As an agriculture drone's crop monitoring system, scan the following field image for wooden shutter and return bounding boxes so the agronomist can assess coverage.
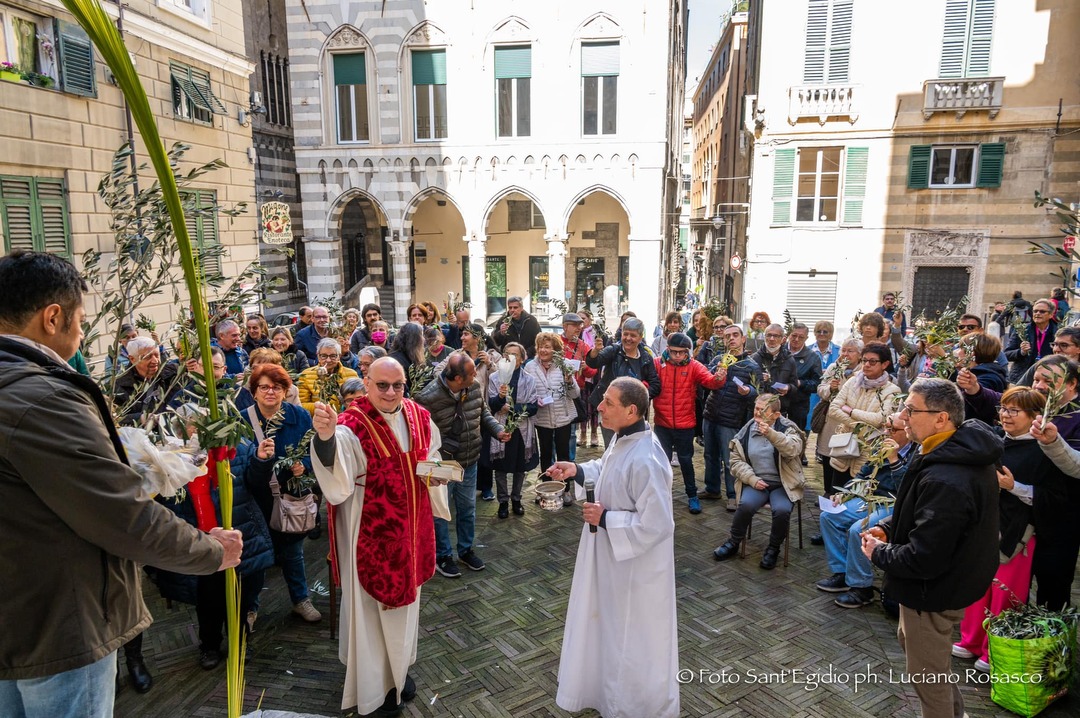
[0,176,35,253]
[412,50,447,85]
[967,0,995,76]
[333,53,366,85]
[827,0,853,83]
[35,178,71,257]
[803,0,828,84]
[581,42,620,77]
[772,149,795,226]
[189,67,227,115]
[57,20,96,97]
[494,46,531,79]
[975,142,1005,188]
[186,190,221,277]
[841,146,868,225]
[908,145,931,189]
[939,0,970,78]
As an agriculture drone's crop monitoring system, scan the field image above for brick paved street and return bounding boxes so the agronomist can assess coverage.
[117,443,1080,718]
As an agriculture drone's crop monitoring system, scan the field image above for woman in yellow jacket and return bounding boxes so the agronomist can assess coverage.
[297,337,360,415]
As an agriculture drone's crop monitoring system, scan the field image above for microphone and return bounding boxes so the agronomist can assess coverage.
[584,479,597,533]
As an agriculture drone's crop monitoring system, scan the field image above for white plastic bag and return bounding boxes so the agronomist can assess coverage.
[118,427,204,500]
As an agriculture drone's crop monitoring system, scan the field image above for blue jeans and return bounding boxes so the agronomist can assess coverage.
[703,420,739,498]
[273,533,309,604]
[653,425,697,497]
[821,498,893,588]
[0,650,116,718]
[435,461,477,558]
[568,422,578,461]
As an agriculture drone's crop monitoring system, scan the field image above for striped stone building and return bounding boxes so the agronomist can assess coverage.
[285,0,687,329]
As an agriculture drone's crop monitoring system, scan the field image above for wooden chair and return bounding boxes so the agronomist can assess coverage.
[739,499,803,567]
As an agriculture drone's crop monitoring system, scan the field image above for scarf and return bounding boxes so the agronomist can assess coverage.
[851,371,890,392]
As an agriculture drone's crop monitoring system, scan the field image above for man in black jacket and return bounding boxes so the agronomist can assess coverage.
[785,322,822,461]
[492,296,541,359]
[752,324,798,416]
[1004,297,1056,383]
[862,378,1000,718]
[701,325,762,510]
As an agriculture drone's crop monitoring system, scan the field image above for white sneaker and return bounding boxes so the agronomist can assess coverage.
[951,644,975,659]
[974,658,991,673]
[670,453,679,466]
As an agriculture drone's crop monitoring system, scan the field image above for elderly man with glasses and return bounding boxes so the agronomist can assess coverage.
[1005,298,1058,383]
[1013,326,1080,387]
[295,306,333,365]
[311,357,451,717]
[751,323,799,416]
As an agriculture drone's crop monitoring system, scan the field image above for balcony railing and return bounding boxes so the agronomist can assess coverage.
[788,84,859,125]
[922,77,1004,120]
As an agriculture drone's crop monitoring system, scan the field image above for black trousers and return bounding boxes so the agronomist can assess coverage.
[196,569,264,651]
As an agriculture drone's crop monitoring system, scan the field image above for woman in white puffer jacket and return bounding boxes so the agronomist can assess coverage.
[524,333,581,499]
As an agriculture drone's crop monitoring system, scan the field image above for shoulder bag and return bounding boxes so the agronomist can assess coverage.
[247,406,317,534]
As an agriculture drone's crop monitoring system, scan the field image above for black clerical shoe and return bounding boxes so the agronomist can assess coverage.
[127,656,153,693]
[759,545,781,570]
[373,690,404,717]
[401,674,417,702]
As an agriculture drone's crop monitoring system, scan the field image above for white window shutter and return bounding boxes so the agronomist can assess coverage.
[803,0,828,84]
[827,0,853,83]
[967,0,995,76]
[939,0,970,79]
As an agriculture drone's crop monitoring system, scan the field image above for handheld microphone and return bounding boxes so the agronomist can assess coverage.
[584,479,597,533]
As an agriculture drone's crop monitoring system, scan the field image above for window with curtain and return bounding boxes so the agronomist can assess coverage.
[333,52,368,142]
[581,42,618,136]
[495,45,531,138]
[412,49,447,140]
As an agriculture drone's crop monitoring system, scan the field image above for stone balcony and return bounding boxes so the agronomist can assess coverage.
[922,76,1004,119]
[787,84,859,125]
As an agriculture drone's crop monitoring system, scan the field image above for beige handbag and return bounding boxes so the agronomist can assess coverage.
[248,406,317,534]
[827,432,860,458]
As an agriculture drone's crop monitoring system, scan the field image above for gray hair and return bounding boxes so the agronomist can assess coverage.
[340,378,365,398]
[126,336,157,356]
[215,319,238,336]
[791,322,809,334]
[621,318,645,336]
[359,346,387,361]
[316,337,341,355]
[909,378,964,427]
[756,393,782,413]
[609,376,649,417]
[841,337,864,351]
[507,296,524,306]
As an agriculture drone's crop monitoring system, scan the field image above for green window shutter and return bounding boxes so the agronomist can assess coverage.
[772,148,795,225]
[333,53,366,85]
[841,146,868,225]
[908,145,931,189]
[189,67,227,115]
[827,0,853,84]
[186,190,221,277]
[976,142,1005,188]
[581,42,620,77]
[0,176,36,254]
[412,50,447,85]
[35,178,72,258]
[939,0,970,78]
[494,46,531,79]
[803,0,827,84]
[967,0,995,76]
[57,20,96,97]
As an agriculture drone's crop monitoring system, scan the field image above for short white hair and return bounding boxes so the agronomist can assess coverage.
[216,319,239,336]
[317,337,341,355]
[126,336,157,356]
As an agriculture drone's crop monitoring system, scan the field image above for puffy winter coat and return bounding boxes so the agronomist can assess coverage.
[296,363,360,414]
[523,358,581,429]
[703,352,762,429]
[652,357,724,430]
[415,374,503,466]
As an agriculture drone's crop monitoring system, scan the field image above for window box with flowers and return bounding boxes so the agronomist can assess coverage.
[0,61,25,82]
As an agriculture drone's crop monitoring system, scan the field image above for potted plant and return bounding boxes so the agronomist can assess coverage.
[23,70,54,88]
[0,61,24,82]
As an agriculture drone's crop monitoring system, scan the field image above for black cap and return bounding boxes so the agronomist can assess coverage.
[667,332,692,350]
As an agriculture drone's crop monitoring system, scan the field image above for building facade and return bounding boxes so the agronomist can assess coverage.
[285,0,686,329]
[0,0,258,346]
[689,5,749,316]
[738,0,1080,330]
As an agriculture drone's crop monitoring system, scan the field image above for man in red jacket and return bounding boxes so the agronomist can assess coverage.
[652,333,726,514]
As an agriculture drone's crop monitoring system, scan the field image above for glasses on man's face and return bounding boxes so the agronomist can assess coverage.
[789,334,808,341]
[374,381,406,393]
[1052,342,1076,350]
[765,333,783,340]
[212,364,226,373]
[959,324,979,331]
[1033,309,1051,315]
[815,329,830,335]
[900,403,939,416]
[996,406,1023,418]
[256,384,283,394]
[318,353,339,361]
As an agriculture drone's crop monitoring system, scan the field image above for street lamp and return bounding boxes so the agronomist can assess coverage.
[711,214,724,230]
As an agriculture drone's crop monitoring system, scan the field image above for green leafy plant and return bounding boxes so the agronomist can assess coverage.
[500,387,530,436]
[783,309,796,335]
[407,362,434,396]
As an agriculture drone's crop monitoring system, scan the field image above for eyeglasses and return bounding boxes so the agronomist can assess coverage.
[900,403,940,416]
[764,333,783,339]
[212,364,226,372]
[318,353,339,360]
[861,358,883,365]
[1052,342,1076,350]
[1032,309,1051,315]
[814,329,831,335]
[996,406,1023,417]
[256,384,284,394]
[669,348,689,355]
[958,324,979,331]
[374,381,406,393]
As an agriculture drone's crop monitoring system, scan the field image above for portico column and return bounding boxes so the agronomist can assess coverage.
[545,233,567,311]
[389,238,412,327]
[628,236,662,332]
[467,234,488,321]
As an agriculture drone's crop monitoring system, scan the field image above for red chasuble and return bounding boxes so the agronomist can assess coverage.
[328,396,435,608]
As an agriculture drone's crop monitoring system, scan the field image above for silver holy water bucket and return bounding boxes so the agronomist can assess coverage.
[534,480,566,511]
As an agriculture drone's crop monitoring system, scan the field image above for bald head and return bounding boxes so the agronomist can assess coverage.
[443,350,477,392]
[364,357,407,412]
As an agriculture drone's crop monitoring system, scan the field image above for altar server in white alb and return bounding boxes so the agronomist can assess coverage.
[310,357,449,717]
[547,376,680,718]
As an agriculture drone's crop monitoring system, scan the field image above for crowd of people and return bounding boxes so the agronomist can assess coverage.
[4,245,1079,718]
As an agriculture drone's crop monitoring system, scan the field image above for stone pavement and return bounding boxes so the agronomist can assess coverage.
[117,443,1080,718]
